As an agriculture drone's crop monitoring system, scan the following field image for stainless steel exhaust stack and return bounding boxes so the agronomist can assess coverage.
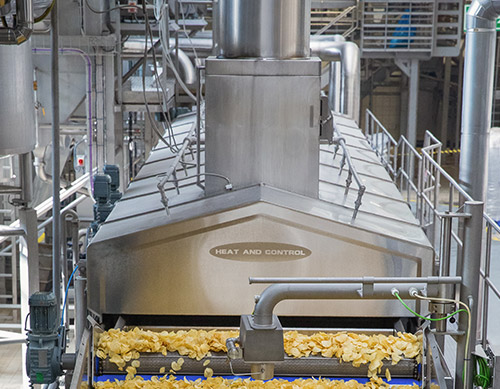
[206,0,321,197]
[459,0,500,201]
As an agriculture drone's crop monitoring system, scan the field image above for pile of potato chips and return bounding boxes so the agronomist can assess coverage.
[96,328,238,370]
[96,328,422,381]
[284,331,422,378]
[93,376,423,389]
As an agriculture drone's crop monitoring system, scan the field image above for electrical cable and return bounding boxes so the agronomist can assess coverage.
[393,292,467,322]
[473,355,491,388]
[394,291,472,389]
[34,0,55,23]
[141,1,179,153]
[60,265,79,327]
[178,1,199,62]
[145,6,180,150]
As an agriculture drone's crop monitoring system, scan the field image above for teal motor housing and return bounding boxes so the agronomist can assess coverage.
[26,292,64,385]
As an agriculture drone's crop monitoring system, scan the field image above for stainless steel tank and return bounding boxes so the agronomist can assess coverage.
[215,0,311,59]
[0,42,36,155]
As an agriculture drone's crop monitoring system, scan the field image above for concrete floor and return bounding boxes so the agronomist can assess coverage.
[0,343,24,389]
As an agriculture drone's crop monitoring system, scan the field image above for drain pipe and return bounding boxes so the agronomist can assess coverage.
[459,0,500,201]
[310,35,360,123]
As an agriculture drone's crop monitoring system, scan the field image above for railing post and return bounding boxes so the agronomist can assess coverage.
[455,201,484,389]
[481,225,492,348]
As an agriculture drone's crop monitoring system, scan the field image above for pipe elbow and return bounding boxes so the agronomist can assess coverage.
[467,0,500,27]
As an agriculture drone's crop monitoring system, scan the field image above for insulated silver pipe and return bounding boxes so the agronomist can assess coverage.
[459,0,500,201]
[310,36,360,123]
[253,283,428,326]
[456,201,484,388]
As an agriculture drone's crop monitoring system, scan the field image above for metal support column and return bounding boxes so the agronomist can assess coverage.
[440,57,452,147]
[455,201,484,388]
[96,49,105,170]
[51,0,61,316]
[407,59,419,147]
[395,58,419,147]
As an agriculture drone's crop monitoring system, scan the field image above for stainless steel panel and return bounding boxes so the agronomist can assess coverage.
[215,0,311,59]
[0,43,36,155]
[205,58,321,198]
[88,186,434,318]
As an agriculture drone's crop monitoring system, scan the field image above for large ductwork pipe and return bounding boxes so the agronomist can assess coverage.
[459,0,500,201]
[310,35,360,123]
[0,0,33,44]
[214,0,311,59]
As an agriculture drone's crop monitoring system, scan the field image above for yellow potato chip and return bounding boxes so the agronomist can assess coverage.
[159,367,165,374]
[203,359,210,366]
[131,360,140,368]
[203,367,213,378]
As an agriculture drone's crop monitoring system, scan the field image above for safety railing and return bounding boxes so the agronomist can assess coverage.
[332,116,366,220]
[364,108,500,349]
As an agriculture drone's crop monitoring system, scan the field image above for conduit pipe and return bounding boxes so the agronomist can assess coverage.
[0,0,33,44]
[33,47,95,192]
[459,0,500,201]
[310,35,360,123]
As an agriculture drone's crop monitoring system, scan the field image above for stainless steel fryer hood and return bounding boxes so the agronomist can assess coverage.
[87,113,434,320]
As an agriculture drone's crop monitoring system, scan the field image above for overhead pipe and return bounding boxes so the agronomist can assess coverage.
[459,0,500,201]
[125,34,361,123]
[122,39,198,86]
[310,35,360,123]
[0,0,33,44]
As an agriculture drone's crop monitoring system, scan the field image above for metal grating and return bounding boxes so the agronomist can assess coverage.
[361,1,435,53]
[432,0,463,57]
[361,0,463,57]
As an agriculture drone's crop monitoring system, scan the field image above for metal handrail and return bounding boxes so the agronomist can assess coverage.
[332,115,366,219]
[364,108,500,348]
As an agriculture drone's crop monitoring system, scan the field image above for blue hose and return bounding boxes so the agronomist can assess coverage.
[61,265,79,326]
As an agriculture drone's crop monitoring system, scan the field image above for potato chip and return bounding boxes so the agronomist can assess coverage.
[385,367,391,381]
[131,360,140,368]
[203,359,210,367]
[159,367,165,374]
[203,367,213,378]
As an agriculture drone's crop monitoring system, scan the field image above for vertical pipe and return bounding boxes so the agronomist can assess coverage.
[481,226,492,347]
[459,2,497,201]
[51,1,61,317]
[74,275,86,351]
[407,59,419,147]
[436,215,452,333]
[440,57,452,147]
[455,201,484,388]
[196,66,202,189]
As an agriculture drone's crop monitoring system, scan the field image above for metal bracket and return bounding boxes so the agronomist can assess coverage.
[70,328,90,389]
